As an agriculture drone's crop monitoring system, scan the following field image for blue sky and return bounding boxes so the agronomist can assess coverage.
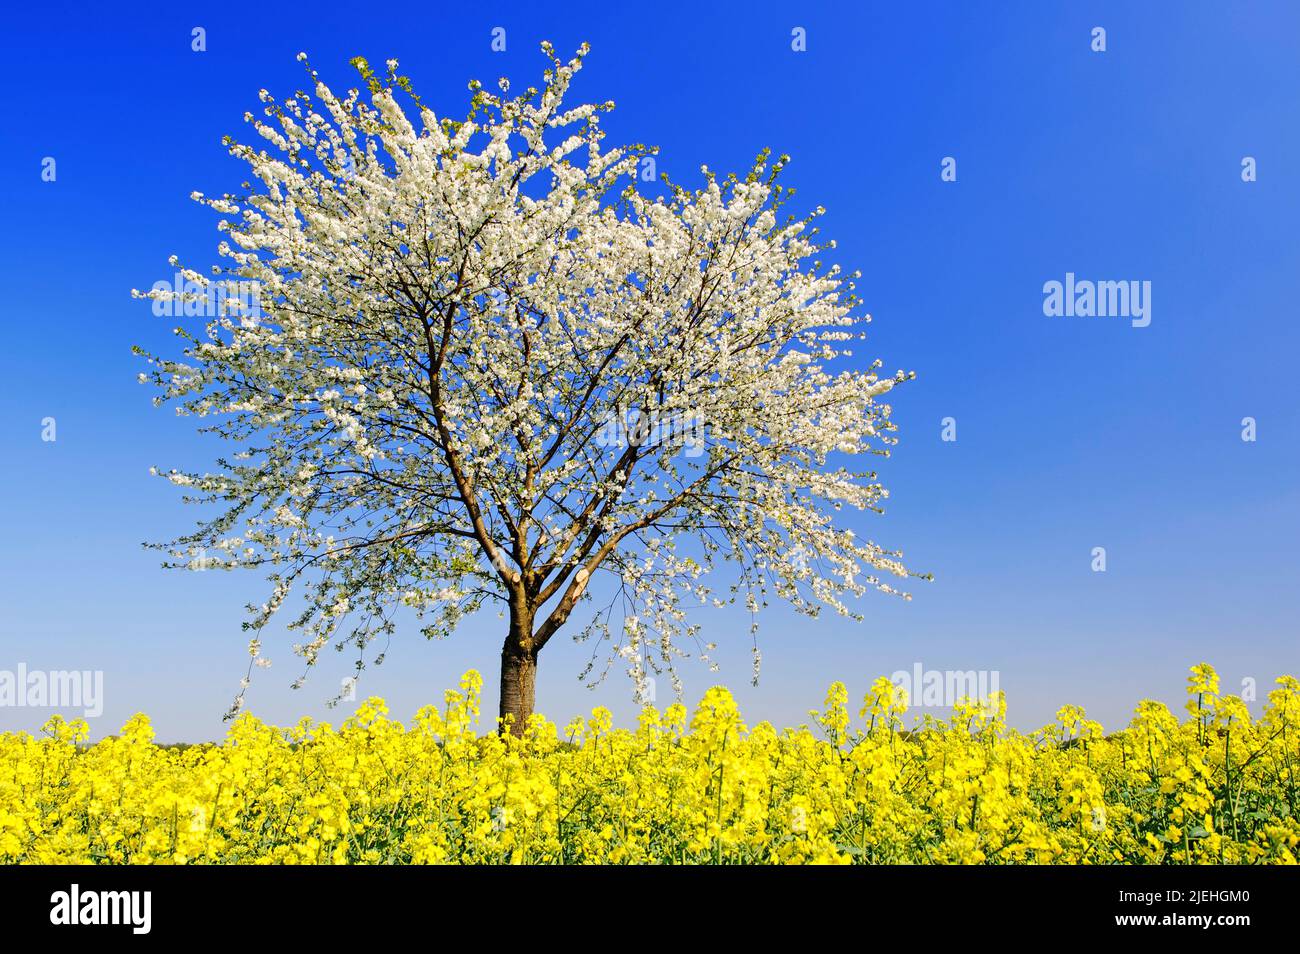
[1,1,1297,741]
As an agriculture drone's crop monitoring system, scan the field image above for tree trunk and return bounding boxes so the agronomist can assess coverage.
[498,644,538,737]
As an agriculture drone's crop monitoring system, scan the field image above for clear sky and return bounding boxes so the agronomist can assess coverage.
[1,1,1297,741]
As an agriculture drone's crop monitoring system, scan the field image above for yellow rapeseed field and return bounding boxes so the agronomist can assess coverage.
[1,663,1297,864]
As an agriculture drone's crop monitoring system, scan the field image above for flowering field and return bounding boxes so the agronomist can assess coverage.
[1,664,1297,865]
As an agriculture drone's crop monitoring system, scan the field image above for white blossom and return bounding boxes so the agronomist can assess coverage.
[135,45,923,714]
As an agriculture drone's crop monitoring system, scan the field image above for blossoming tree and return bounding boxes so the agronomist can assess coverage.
[136,45,922,734]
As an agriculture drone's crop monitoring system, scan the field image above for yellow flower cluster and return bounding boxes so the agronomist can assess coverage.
[2,664,1297,864]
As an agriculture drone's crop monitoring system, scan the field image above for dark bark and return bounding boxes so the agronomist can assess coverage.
[497,567,592,735]
[498,644,538,737]
[498,601,537,737]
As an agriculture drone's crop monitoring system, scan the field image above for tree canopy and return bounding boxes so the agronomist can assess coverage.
[134,44,922,731]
